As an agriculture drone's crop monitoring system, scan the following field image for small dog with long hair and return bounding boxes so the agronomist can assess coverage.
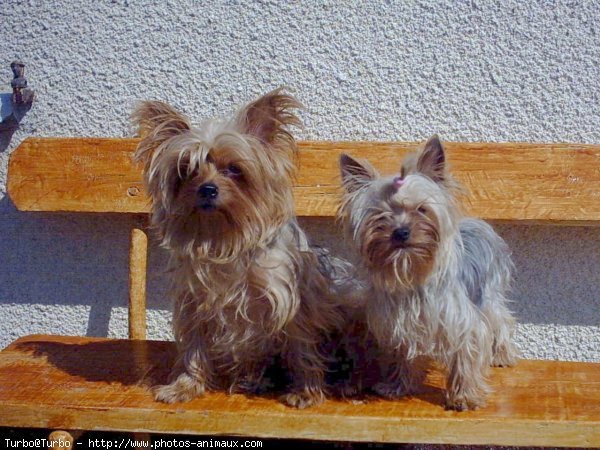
[132,89,344,408]
[338,136,518,410]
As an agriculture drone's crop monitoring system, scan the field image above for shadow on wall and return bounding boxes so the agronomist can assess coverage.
[496,223,600,327]
[0,195,169,340]
[0,93,32,153]
[0,198,598,345]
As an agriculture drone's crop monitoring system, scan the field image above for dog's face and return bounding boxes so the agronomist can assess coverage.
[339,136,460,289]
[132,90,302,260]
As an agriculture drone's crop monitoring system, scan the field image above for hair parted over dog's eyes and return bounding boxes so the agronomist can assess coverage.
[176,157,195,181]
[176,159,199,180]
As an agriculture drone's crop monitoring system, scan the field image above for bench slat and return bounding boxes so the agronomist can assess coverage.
[8,138,600,224]
[0,335,598,447]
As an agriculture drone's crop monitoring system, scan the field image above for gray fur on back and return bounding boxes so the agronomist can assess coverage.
[458,218,513,308]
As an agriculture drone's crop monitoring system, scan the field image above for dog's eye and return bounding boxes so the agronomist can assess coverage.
[417,206,427,214]
[228,164,242,175]
[221,164,242,178]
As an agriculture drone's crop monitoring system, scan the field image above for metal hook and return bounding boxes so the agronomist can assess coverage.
[0,61,34,145]
[11,60,34,106]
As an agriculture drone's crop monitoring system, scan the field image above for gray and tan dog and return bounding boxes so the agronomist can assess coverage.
[338,136,518,410]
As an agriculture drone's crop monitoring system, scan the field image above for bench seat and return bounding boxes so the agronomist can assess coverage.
[0,334,598,447]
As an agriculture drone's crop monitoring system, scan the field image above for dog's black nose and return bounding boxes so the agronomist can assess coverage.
[198,183,219,199]
[391,226,411,243]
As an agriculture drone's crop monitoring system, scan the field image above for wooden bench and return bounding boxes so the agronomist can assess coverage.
[2,137,600,448]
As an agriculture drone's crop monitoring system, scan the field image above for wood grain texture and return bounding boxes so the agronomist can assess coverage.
[8,138,600,224]
[128,226,147,340]
[1,335,598,447]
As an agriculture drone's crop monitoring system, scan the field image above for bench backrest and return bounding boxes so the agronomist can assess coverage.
[9,137,600,224]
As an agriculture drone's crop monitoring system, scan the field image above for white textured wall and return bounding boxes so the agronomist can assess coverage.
[0,0,598,361]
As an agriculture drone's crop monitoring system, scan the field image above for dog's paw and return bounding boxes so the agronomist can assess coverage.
[152,373,205,404]
[444,393,486,411]
[281,390,325,409]
[491,346,518,367]
[333,380,362,399]
[372,381,410,399]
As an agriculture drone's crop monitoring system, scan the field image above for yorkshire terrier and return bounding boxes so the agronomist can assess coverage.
[338,135,518,410]
[131,89,344,408]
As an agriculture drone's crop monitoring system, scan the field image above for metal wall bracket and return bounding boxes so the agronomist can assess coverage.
[1,61,35,151]
[10,61,35,106]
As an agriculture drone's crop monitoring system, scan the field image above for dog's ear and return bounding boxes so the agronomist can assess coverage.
[416,134,447,183]
[340,153,378,192]
[236,88,302,147]
[131,100,191,168]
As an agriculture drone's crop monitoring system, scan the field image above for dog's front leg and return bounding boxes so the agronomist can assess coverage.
[280,339,326,409]
[153,294,211,404]
[153,338,210,403]
[373,346,424,399]
[445,344,491,411]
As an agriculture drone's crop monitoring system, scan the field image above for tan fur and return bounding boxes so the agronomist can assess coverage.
[339,136,518,411]
[132,89,343,408]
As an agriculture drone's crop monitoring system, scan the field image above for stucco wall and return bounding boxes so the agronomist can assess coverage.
[0,0,598,360]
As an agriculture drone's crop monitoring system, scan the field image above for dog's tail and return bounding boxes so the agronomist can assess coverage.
[312,246,366,309]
